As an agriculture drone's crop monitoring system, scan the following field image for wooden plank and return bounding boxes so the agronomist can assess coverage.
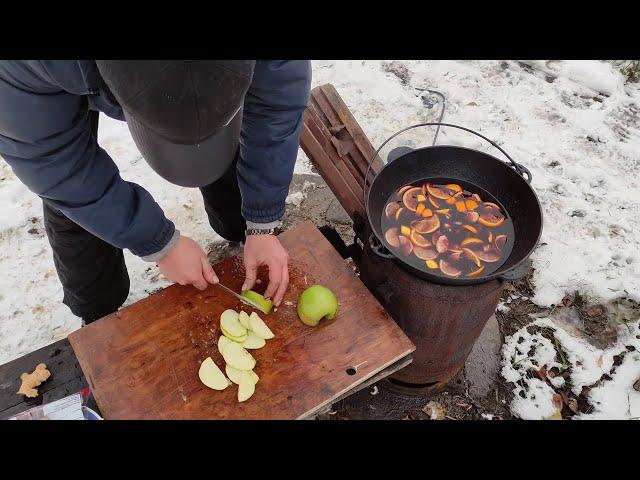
[303,354,413,418]
[319,84,385,175]
[307,101,365,190]
[300,122,363,218]
[69,222,415,419]
[302,111,365,214]
[0,338,88,419]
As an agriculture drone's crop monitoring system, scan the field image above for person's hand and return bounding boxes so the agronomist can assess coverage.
[157,235,218,290]
[242,234,289,306]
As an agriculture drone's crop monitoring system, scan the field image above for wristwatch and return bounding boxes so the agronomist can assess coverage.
[245,226,282,236]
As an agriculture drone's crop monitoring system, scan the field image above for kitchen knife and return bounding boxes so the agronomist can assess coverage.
[214,282,262,310]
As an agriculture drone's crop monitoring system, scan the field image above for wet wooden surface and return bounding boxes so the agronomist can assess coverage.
[0,339,88,419]
[69,221,415,419]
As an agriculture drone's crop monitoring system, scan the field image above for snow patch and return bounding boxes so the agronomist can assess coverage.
[501,316,640,420]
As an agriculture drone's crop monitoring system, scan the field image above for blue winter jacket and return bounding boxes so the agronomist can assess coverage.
[0,60,311,257]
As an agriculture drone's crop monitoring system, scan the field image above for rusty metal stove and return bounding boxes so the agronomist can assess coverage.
[300,84,505,392]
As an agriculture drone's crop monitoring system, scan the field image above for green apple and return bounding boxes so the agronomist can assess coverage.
[240,290,274,314]
[297,285,339,327]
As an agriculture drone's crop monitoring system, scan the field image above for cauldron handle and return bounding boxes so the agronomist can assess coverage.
[363,122,532,210]
[369,233,395,259]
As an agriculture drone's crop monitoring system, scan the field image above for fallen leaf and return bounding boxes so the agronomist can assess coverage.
[552,393,563,411]
[586,305,604,317]
[422,401,446,420]
[567,398,580,413]
[596,355,604,368]
[561,296,573,307]
[536,365,548,381]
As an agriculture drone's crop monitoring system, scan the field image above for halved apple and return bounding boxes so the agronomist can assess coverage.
[240,331,266,349]
[465,211,480,223]
[395,207,405,221]
[384,227,400,248]
[222,342,256,371]
[198,357,231,391]
[398,235,414,256]
[238,370,256,402]
[249,312,275,340]
[385,202,400,218]
[471,245,501,263]
[439,259,462,277]
[414,246,438,261]
[396,185,413,200]
[435,234,449,253]
[494,235,507,253]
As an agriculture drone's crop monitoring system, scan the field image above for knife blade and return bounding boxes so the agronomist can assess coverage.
[214,282,262,310]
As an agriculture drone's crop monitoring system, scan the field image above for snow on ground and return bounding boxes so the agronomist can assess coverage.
[502,315,640,419]
[1,61,639,420]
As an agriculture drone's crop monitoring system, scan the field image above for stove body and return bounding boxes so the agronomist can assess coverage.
[302,84,505,391]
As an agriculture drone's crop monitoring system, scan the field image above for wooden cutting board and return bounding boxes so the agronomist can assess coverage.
[68,221,415,419]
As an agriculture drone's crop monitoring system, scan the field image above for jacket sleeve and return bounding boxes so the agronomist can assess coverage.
[0,62,175,258]
[237,60,312,223]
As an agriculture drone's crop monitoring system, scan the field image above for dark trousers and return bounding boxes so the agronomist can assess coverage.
[43,111,246,323]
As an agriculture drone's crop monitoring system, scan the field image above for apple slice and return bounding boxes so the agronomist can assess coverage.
[222,342,256,371]
[221,326,248,343]
[238,311,251,329]
[238,371,257,402]
[226,365,259,385]
[218,335,232,354]
[240,290,273,314]
[238,371,256,402]
[198,357,230,391]
[249,312,275,339]
[240,331,266,349]
[220,309,247,338]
